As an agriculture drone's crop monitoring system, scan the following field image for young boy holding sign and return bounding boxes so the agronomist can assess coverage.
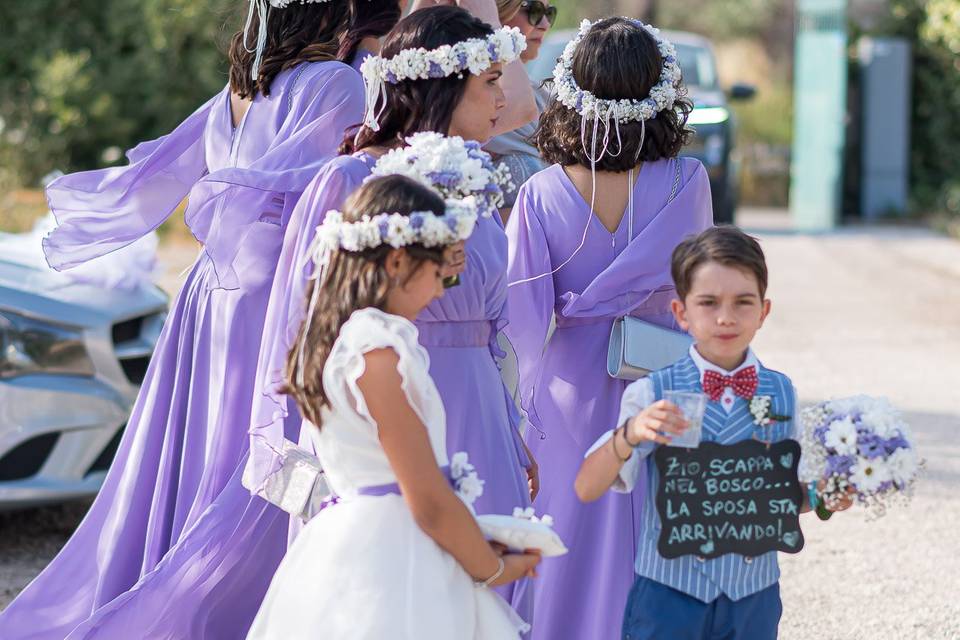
[575,226,846,640]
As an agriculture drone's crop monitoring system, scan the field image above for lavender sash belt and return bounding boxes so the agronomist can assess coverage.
[317,465,452,512]
[415,320,493,348]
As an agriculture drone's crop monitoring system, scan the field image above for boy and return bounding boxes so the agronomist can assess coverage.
[576,226,832,640]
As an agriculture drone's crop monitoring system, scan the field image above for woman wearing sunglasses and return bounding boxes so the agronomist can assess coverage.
[486,0,558,223]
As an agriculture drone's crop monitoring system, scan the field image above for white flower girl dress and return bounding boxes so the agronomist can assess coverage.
[247,308,527,639]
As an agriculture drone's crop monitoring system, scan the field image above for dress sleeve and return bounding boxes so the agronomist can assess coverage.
[185,65,365,289]
[42,92,220,270]
[503,186,555,435]
[326,310,437,433]
[244,159,367,497]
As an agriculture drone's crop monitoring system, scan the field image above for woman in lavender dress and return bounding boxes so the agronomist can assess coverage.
[247,4,539,627]
[504,18,713,640]
[0,3,405,638]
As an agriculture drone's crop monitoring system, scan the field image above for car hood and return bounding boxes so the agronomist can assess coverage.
[0,236,167,327]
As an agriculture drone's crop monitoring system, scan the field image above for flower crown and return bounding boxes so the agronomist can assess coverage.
[369,132,514,218]
[554,19,682,124]
[360,27,527,131]
[311,203,477,261]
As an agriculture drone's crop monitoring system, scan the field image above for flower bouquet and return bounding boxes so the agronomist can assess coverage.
[798,395,922,518]
[370,132,515,218]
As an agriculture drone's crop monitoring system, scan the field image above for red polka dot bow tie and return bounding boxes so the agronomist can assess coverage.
[702,366,758,402]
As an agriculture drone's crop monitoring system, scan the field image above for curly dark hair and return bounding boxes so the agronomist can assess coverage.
[340,6,494,154]
[229,2,350,98]
[283,175,447,427]
[534,17,694,172]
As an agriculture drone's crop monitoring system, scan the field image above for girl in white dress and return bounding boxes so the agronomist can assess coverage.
[248,174,540,640]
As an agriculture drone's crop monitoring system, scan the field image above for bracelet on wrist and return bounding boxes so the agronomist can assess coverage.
[610,427,631,462]
[476,556,505,588]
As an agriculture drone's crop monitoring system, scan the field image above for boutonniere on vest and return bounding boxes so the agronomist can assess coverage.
[748,395,791,426]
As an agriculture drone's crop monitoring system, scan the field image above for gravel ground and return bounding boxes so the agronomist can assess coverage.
[1,212,958,638]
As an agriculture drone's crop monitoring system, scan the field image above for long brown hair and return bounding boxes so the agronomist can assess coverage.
[283,175,447,427]
[340,6,494,154]
[228,2,350,99]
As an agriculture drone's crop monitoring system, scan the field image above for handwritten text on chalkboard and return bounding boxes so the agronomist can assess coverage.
[653,439,804,559]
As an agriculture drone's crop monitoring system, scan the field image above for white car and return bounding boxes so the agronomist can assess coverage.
[0,229,167,509]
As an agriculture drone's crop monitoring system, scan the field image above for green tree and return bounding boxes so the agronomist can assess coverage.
[0,0,236,191]
[887,0,960,216]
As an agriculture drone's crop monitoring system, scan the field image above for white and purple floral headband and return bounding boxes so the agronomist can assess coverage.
[243,0,334,80]
[554,18,682,126]
[295,200,476,387]
[509,19,682,289]
[360,27,527,131]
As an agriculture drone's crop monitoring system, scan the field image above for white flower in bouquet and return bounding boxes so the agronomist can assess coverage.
[886,447,920,486]
[849,458,891,494]
[823,417,858,456]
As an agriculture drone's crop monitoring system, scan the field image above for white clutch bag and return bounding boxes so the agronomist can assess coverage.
[242,440,331,522]
[606,316,693,380]
[476,511,568,557]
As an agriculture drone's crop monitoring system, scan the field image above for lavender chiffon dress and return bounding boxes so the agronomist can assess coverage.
[504,159,712,640]
[248,153,534,627]
[0,61,364,640]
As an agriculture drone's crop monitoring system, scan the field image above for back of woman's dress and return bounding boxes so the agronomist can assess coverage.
[248,308,525,640]
[0,61,364,640]
[504,159,712,640]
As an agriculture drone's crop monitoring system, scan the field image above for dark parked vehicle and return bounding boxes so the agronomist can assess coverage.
[527,29,756,223]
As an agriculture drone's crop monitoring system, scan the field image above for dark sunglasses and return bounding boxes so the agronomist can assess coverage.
[521,1,557,27]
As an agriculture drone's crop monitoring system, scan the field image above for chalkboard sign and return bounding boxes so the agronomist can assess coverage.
[653,439,804,560]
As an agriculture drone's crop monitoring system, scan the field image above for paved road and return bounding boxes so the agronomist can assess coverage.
[2,213,958,638]
[741,212,960,640]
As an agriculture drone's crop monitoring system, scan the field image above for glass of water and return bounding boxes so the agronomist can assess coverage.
[663,391,707,448]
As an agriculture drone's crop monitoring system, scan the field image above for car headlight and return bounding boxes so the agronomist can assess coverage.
[0,310,95,379]
[688,107,730,126]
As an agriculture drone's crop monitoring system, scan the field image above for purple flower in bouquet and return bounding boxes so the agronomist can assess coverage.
[884,434,910,454]
[825,454,855,478]
[857,433,887,459]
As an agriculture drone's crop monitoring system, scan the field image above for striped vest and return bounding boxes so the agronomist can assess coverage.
[633,354,796,602]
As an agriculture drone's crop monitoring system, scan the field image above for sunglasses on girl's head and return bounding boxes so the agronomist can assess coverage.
[521,0,557,27]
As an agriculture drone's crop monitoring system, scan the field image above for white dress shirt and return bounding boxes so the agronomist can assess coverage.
[585,346,770,493]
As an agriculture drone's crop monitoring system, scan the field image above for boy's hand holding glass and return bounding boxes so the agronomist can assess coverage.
[625,400,689,447]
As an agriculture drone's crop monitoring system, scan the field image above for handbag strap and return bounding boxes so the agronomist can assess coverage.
[627,167,635,243]
[668,158,683,203]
